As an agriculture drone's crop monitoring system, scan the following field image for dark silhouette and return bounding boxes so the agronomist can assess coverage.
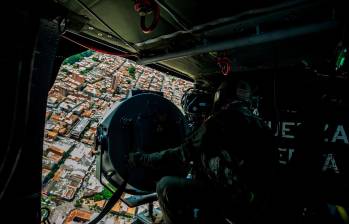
[129,79,276,224]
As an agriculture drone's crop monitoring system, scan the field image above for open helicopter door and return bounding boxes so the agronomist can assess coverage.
[91,90,188,223]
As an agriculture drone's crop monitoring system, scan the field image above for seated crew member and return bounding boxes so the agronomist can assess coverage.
[129,78,276,224]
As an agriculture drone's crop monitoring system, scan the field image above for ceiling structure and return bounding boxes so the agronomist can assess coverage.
[57,0,343,85]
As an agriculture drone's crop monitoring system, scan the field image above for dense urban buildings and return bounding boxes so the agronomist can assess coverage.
[41,51,193,223]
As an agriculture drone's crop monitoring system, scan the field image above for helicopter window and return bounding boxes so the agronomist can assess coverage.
[41,51,193,223]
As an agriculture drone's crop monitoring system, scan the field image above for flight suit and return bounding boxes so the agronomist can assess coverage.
[133,101,276,224]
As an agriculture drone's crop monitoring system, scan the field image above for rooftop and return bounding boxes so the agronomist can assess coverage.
[64,209,92,224]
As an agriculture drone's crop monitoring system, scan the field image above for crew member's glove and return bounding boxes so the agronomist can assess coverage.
[127,152,146,167]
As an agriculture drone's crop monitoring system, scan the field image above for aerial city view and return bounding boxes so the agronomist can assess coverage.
[41,51,193,223]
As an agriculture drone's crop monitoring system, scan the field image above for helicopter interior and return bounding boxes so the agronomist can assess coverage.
[0,0,348,223]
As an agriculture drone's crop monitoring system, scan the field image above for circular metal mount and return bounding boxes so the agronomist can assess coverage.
[98,93,187,194]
